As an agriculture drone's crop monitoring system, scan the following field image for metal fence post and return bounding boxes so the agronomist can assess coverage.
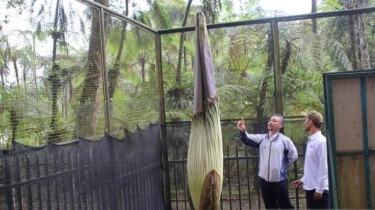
[271,20,283,116]
[156,33,172,210]
[99,7,118,210]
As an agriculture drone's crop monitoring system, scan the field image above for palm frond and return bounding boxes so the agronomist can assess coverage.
[326,39,353,71]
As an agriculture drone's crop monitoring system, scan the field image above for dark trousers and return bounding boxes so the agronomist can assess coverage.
[259,178,294,209]
[305,189,329,209]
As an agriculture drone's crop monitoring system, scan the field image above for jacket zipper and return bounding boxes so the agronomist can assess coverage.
[268,140,273,181]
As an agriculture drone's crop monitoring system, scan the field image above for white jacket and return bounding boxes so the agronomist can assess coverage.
[239,132,298,182]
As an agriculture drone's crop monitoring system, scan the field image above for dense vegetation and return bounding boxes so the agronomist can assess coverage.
[1,0,375,146]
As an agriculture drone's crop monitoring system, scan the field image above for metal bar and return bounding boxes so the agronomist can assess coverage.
[93,150,102,210]
[119,155,125,210]
[156,32,172,210]
[157,7,375,34]
[173,149,179,210]
[67,153,75,210]
[135,154,141,210]
[99,7,111,135]
[256,153,261,209]
[26,156,33,209]
[182,149,187,209]
[236,146,242,209]
[140,155,147,210]
[227,146,233,209]
[323,68,375,79]
[293,161,299,209]
[99,6,119,208]
[88,153,95,209]
[168,152,306,163]
[245,147,252,209]
[124,155,130,210]
[271,20,283,115]
[323,75,338,209]
[14,157,23,210]
[53,154,60,210]
[60,154,67,210]
[131,155,136,209]
[79,148,87,210]
[165,116,304,125]
[45,154,52,210]
[3,159,13,210]
[76,0,157,33]
[36,156,43,209]
[361,77,372,209]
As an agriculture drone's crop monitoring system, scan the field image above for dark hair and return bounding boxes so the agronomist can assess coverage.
[312,120,322,129]
[273,114,284,125]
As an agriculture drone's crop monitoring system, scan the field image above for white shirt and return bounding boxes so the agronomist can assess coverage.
[269,132,278,141]
[301,131,329,193]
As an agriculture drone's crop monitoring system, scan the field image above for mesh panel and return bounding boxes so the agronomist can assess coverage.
[279,13,375,116]
[162,24,274,122]
[74,5,106,140]
[0,0,164,209]
[0,0,105,145]
[106,14,159,137]
[0,0,159,146]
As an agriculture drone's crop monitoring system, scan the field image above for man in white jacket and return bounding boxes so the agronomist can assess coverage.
[291,111,329,209]
[238,114,298,209]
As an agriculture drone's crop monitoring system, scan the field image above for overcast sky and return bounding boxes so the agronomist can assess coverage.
[259,0,311,15]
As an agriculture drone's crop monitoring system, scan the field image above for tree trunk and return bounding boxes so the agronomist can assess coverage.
[176,0,193,88]
[75,0,109,138]
[0,67,5,86]
[48,0,62,142]
[348,14,358,70]
[108,0,129,100]
[256,35,291,121]
[256,34,272,121]
[280,40,291,74]
[141,56,146,83]
[357,0,370,69]
[12,57,19,86]
[33,35,38,93]
[9,107,18,143]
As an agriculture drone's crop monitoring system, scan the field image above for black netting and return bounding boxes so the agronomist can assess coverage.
[0,123,164,210]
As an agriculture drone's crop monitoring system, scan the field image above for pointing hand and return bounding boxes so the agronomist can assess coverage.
[237,118,246,132]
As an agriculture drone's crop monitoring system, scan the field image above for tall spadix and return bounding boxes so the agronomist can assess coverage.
[187,12,223,210]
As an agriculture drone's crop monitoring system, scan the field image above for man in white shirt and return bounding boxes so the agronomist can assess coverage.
[291,111,329,209]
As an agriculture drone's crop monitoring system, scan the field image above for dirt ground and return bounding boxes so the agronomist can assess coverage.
[172,197,307,210]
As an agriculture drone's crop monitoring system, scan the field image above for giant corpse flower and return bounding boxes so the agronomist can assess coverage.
[187,12,223,210]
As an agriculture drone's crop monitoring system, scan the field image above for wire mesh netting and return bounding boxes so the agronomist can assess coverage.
[0,0,164,209]
[1,0,375,209]
[279,13,375,114]
[0,0,159,146]
[106,14,159,138]
[161,23,276,122]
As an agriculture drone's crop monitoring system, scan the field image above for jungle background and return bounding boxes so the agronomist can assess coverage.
[2,0,374,146]
[1,0,375,209]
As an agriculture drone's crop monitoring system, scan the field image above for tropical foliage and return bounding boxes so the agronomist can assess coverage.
[1,0,375,147]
